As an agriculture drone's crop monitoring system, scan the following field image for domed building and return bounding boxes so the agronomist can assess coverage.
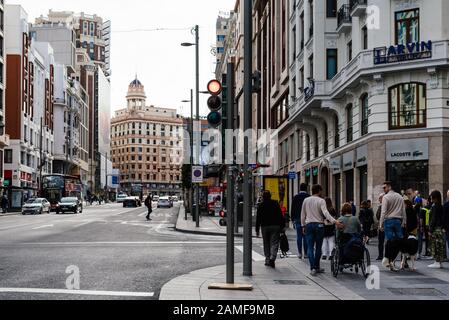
[110,78,184,197]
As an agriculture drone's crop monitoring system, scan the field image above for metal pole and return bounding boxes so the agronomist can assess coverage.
[243,0,253,277]
[226,62,235,284]
[195,25,200,228]
[190,89,194,220]
[39,118,43,197]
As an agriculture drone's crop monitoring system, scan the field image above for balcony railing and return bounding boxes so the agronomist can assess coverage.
[337,5,352,33]
[390,110,427,129]
[350,0,367,16]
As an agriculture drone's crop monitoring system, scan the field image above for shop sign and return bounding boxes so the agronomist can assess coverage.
[374,41,432,65]
[312,167,319,177]
[386,138,429,162]
[305,169,311,178]
[329,156,342,174]
[288,172,297,180]
[343,151,355,172]
[356,145,368,167]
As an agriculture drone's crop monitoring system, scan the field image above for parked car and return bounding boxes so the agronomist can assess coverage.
[123,197,142,208]
[116,194,128,203]
[152,195,159,202]
[171,196,179,202]
[56,197,83,214]
[22,198,51,215]
[157,197,172,208]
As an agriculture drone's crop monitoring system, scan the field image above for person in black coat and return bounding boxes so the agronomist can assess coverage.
[290,183,310,259]
[256,190,285,269]
[359,201,374,244]
[145,194,153,221]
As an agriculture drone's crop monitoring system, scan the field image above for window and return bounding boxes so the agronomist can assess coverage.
[334,115,340,148]
[347,41,352,62]
[309,55,314,78]
[362,26,368,50]
[395,9,419,45]
[326,49,338,80]
[326,0,337,17]
[4,149,12,164]
[361,94,369,136]
[389,83,426,129]
[346,104,353,143]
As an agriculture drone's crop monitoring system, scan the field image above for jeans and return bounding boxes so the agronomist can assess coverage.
[293,221,308,256]
[446,232,449,255]
[262,226,281,262]
[306,223,325,271]
[378,230,385,258]
[417,229,424,256]
[384,219,403,241]
[322,236,335,257]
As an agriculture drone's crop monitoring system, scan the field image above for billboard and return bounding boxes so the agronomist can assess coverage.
[263,176,289,215]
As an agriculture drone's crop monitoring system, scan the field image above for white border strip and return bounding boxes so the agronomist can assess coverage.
[0,288,154,297]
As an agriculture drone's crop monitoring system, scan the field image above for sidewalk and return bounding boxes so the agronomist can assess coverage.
[175,205,246,237]
[159,258,364,300]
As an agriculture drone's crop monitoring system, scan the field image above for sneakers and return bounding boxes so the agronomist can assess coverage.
[298,253,303,259]
[268,260,276,269]
[382,258,390,268]
[428,262,443,269]
[310,269,317,276]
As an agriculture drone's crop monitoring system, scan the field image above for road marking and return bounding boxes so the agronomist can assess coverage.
[0,287,154,297]
[235,246,266,262]
[15,241,239,246]
[31,224,54,230]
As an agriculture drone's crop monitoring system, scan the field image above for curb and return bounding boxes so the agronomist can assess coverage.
[0,213,20,217]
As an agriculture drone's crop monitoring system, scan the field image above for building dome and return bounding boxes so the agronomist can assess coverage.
[127,75,146,110]
[130,78,142,87]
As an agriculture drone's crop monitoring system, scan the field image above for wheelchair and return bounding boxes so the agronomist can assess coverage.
[330,234,371,278]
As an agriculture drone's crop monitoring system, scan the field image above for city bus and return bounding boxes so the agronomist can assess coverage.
[42,174,83,210]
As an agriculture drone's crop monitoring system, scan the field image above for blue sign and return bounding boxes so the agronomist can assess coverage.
[374,41,432,65]
[112,176,119,185]
[288,172,297,180]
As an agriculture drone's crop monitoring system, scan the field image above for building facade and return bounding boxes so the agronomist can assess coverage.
[110,79,183,197]
[4,5,55,208]
[278,0,449,211]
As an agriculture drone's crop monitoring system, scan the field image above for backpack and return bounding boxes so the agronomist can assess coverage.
[343,234,364,262]
[279,233,290,258]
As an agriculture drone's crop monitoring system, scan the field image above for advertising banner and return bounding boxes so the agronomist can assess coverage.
[263,176,289,215]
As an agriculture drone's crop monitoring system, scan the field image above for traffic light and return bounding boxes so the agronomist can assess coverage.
[206,79,222,128]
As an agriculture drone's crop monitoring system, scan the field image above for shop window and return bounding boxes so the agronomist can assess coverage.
[387,161,428,198]
[395,9,419,45]
[389,83,426,129]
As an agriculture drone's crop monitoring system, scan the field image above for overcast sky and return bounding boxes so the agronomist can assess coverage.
[9,0,236,117]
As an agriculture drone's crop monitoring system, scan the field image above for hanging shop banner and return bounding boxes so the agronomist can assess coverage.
[386,138,429,162]
[356,145,368,167]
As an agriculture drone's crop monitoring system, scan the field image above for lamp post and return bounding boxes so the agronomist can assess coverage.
[181,25,200,228]
[182,89,194,221]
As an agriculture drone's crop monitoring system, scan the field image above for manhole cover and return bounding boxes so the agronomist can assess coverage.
[388,288,446,297]
[274,280,309,286]
[397,277,448,285]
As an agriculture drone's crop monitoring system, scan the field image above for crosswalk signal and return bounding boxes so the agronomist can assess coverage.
[207,79,223,128]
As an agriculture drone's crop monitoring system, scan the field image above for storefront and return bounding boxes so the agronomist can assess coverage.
[357,145,368,203]
[343,151,355,203]
[386,138,429,197]
[330,156,342,212]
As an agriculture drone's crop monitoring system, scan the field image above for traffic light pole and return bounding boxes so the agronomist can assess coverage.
[243,0,253,277]
[190,89,194,220]
[195,25,200,228]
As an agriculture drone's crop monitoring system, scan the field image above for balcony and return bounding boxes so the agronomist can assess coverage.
[350,0,367,17]
[0,134,9,148]
[337,5,352,33]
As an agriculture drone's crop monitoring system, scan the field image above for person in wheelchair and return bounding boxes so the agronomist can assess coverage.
[336,203,363,264]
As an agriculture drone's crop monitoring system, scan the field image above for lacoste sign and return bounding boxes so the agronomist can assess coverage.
[386,138,429,162]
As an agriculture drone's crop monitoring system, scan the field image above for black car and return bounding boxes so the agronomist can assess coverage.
[123,197,142,208]
[56,197,83,214]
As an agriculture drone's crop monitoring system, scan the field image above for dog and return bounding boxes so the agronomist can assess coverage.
[399,235,419,271]
[383,236,419,271]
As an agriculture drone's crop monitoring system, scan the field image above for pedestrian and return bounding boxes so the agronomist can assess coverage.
[376,194,385,261]
[423,196,433,257]
[291,183,310,259]
[379,181,407,270]
[349,200,357,216]
[1,194,8,214]
[301,185,344,276]
[405,199,418,236]
[145,194,153,221]
[322,198,338,260]
[444,191,449,257]
[359,200,374,245]
[428,190,447,269]
[414,197,427,260]
[336,203,362,253]
[256,190,285,269]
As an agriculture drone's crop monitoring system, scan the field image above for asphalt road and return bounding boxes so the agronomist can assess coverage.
[0,202,243,300]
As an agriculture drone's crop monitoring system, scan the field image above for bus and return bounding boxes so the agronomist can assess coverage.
[42,174,83,210]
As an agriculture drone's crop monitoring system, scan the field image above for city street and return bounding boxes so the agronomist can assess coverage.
[0,202,243,300]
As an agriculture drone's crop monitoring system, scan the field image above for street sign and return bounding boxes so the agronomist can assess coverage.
[288,172,297,180]
[192,166,204,184]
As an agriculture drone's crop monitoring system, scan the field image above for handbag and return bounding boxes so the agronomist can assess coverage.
[279,233,290,258]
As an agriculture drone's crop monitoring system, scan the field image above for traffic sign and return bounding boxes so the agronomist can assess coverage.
[192,166,204,184]
[288,172,297,180]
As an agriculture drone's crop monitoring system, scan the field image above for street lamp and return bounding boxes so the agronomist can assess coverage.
[181,25,200,228]
[182,91,194,221]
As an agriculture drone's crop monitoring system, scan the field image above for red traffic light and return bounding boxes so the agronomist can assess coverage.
[207,80,222,95]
